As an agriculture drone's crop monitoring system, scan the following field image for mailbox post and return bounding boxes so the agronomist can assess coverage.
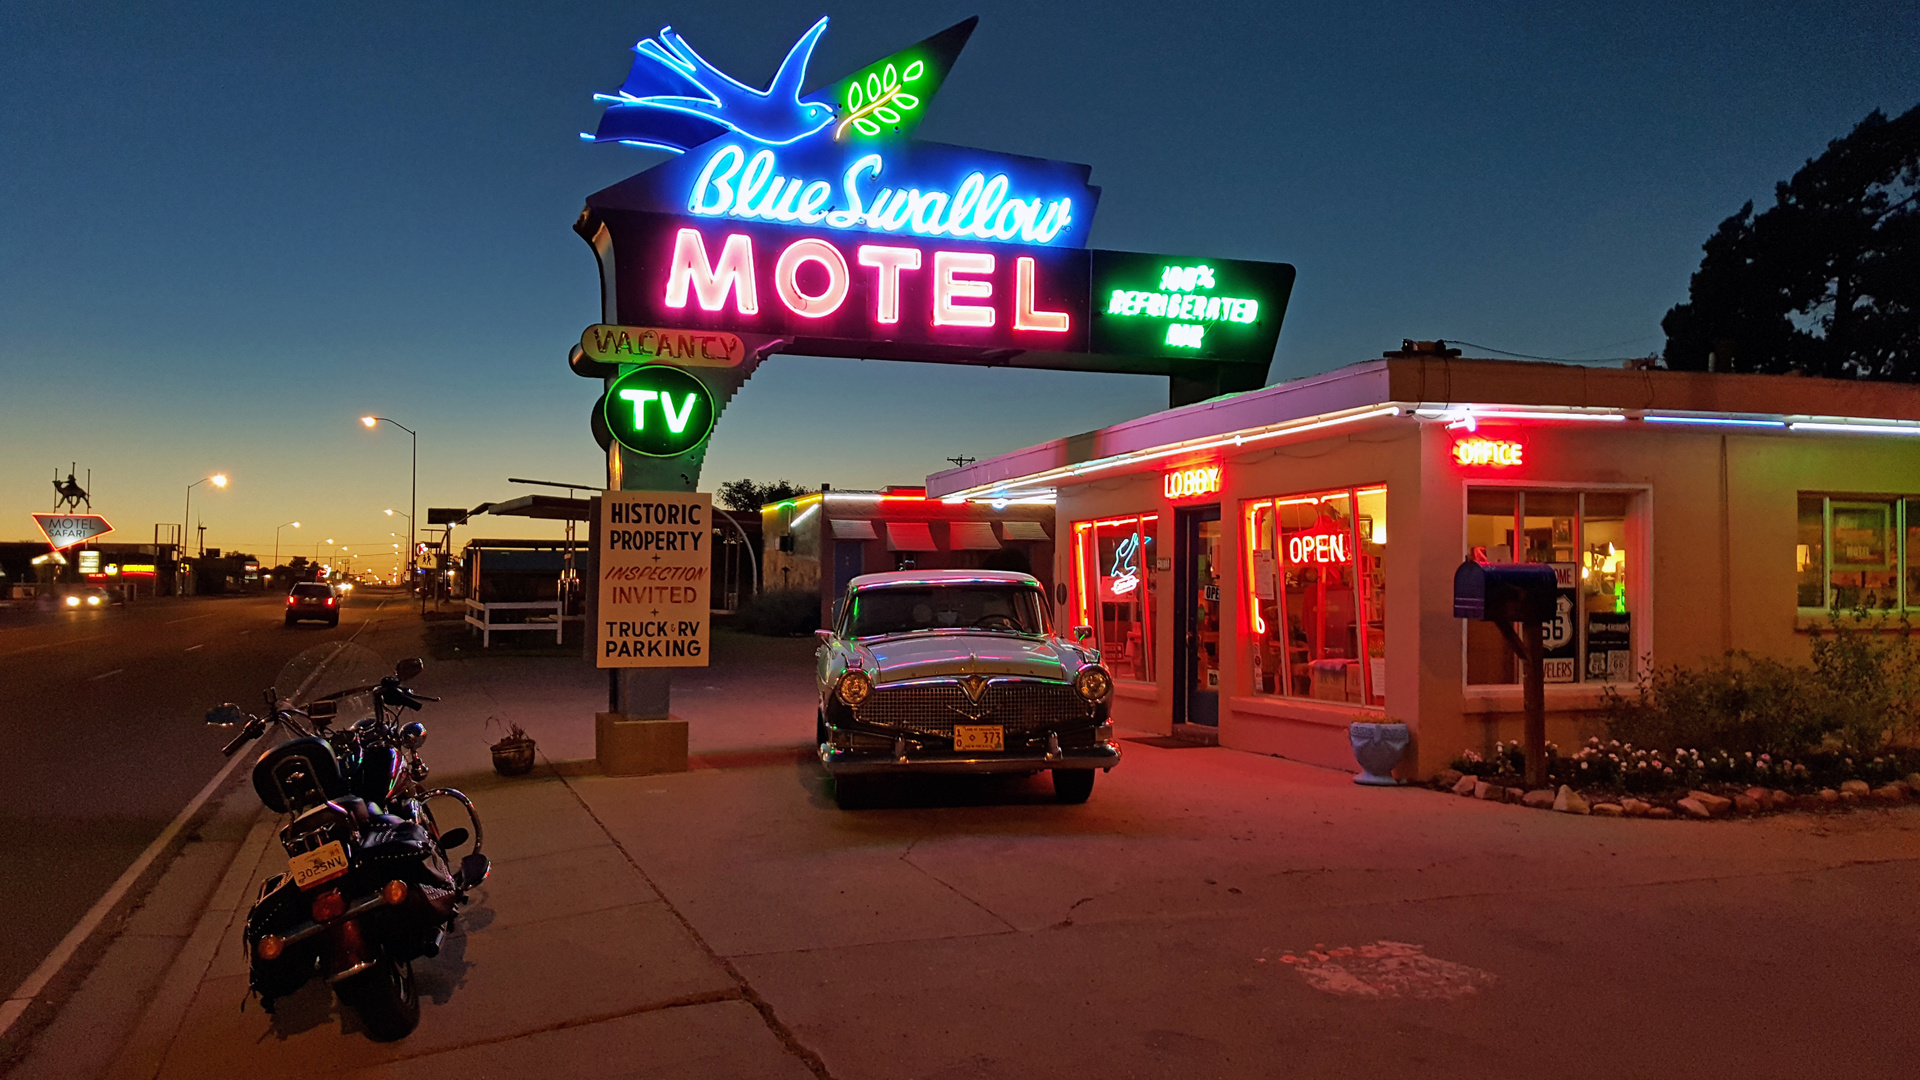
[1454,560,1560,788]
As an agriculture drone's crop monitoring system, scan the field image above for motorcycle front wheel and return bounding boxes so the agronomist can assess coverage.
[337,952,420,1041]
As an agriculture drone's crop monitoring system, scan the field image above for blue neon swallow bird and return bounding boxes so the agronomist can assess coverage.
[588,16,835,153]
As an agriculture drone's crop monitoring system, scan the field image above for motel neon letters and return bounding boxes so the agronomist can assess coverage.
[1452,438,1524,467]
[664,226,1072,333]
[1163,465,1222,500]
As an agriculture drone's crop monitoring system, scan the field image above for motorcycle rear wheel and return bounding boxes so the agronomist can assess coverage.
[337,952,420,1040]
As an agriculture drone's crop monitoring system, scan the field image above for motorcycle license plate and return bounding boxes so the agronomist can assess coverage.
[290,840,349,890]
[952,725,1004,752]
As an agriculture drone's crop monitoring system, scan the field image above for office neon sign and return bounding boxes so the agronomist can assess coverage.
[1452,438,1524,467]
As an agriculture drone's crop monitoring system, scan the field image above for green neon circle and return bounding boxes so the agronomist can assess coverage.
[600,365,717,458]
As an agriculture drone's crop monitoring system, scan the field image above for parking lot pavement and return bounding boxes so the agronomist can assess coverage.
[27,633,1920,1079]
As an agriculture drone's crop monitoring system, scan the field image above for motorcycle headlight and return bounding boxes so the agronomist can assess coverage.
[1073,665,1113,703]
[837,669,873,707]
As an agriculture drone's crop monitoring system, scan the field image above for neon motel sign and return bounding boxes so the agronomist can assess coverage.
[1452,438,1524,467]
[1163,465,1222,500]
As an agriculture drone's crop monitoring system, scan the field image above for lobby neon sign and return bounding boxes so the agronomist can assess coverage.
[1163,465,1222,500]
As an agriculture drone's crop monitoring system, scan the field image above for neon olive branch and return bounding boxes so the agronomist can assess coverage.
[835,58,925,139]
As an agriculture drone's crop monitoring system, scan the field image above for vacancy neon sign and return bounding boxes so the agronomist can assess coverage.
[1451,438,1524,467]
[664,226,1072,332]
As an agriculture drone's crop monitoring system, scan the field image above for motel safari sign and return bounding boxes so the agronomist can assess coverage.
[575,13,1297,413]
[33,513,113,550]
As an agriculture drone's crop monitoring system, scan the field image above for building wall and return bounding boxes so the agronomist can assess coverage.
[1054,417,1920,780]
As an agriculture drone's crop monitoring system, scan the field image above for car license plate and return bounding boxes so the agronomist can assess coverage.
[289,840,349,890]
[952,725,1004,752]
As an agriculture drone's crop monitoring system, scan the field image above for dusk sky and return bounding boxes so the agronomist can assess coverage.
[3,0,1915,562]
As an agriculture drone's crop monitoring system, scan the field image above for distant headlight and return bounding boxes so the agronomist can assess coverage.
[837,669,872,707]
[87,595,101,606]
[1073,665,1113,703]
[65,595,81,607]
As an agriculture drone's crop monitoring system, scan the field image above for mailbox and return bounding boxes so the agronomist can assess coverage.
[1453,560,1558,622]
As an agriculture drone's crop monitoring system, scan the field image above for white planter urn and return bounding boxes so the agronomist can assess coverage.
[1349,721,1409,786]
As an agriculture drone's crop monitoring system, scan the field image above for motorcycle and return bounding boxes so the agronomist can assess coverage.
[206,644,489,1040]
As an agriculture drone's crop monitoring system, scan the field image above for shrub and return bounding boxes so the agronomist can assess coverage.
[732,588,821,636]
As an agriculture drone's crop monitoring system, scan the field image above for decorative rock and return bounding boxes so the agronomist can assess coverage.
[1688,790,1733,816]
[1592,803,1625,817]
[1552,785,1590,814]
[1505,786,1527,804]
[1744,786,1769,804]
[1733,794,1761,814]
[1620,798,1651,817]
[1677,797,1712,819]
[1840,779,1870,796]
[1818,788,1841,804]
[1840,791,1861,806]
[1906,773,1920,792]
[1453,774,1478,796]
[1436,769,1465,790]
[1770,789,1796,809]
[1871,784,1907,804]
[1647,806,1676,819]
[1473,780,1492,800]
[1521,788,1556,809]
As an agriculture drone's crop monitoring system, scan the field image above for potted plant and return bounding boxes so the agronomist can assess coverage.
[489,718,536,776]
[1349,718,1410,786]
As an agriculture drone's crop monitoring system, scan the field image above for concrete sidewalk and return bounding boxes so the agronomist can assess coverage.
[17,627,1920,1078]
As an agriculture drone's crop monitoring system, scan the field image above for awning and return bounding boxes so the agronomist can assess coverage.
[829,519,878,540]
[1000,520,1051,541]
[886,522,939,551]
[948,521,1001,550]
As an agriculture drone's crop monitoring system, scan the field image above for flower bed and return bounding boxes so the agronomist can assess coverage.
[1434,739,1920,818]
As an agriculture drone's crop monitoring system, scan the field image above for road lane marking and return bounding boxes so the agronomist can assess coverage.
[0,634,109,659]
[185,644,205,652]
[0,609,386,1040]
[163,614,216,625]
[88,669,124,681]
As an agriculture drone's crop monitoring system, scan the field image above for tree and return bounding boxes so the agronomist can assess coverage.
[717,478,813,511]
[1662,104,1920,380]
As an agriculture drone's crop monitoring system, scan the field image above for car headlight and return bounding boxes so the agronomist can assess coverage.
[87,595,101,606]
[65,595,80,607]
[837,669,872,707]
[1073,665,1113,703]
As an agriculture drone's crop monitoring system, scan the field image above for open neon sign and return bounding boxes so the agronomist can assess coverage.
[1452,438,1524,467]
[1286,530,1350,565]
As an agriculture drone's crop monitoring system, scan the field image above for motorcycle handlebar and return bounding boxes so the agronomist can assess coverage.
[221,720,261,758]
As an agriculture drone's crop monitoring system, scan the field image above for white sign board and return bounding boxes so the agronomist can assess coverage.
[32,513,113,550]
[597,491,710,667]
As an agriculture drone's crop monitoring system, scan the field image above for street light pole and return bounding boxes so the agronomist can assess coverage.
[274,521,301,573]
[362,416,418,605]
[182,474,228,590]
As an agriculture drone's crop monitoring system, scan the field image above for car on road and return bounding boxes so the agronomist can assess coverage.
[815,570,1119,807]
[56,585,118,610]
[285,581,341,626]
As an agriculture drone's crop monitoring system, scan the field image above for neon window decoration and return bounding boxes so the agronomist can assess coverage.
[1072,514,1158,682]
[1244,486,1386,706]
[1464,489,1636,685]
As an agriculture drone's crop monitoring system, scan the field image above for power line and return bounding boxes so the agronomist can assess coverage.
[1445,339,1660,365]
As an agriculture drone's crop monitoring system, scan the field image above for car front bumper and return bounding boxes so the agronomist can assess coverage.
[819,740,1122,775]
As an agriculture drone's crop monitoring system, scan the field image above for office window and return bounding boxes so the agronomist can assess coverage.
[1797,494,1915,613]
[1071,514,1158,681]
[1465,488,1637,685]
[1244,486,1386,706]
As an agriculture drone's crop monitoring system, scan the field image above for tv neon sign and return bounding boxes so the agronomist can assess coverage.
[600,365,718,457]
[1286,530,1350,565]
[1452,438,1524,467]
[686,145,1075,246]
[663,227,1072,332]
[1163,465,1222,500]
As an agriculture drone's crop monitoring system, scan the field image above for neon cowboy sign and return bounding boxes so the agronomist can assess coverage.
[575,13,1296,399]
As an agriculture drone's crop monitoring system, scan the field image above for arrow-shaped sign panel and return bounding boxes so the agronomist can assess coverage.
[33,513,113,550]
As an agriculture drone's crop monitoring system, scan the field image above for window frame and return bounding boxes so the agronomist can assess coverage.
[1459,481,1649,688]
[1796,492,1917,615]
[1069,512,1160,683]
[1241,484,1388,707]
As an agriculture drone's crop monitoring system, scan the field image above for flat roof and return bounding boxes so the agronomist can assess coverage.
[926,357,1920,498]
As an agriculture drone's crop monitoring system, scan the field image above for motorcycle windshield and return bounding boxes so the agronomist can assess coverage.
[275,642,391,721]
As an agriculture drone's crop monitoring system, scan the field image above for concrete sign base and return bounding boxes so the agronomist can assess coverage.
[596,712,690,776]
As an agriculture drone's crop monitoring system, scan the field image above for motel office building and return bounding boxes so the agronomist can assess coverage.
[926,357,1920,780]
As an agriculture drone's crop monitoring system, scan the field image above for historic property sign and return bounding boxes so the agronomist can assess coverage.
[596,491,712,667]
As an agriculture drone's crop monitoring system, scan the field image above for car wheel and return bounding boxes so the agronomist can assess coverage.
[1052,769,1095,804]
[284,615,296,626]
[328,617,339,627]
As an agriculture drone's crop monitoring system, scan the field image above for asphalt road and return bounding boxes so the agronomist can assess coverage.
[0,589,407,997]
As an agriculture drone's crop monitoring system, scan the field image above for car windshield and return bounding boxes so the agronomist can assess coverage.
[846,584,1048,638]
[292,584,331,598]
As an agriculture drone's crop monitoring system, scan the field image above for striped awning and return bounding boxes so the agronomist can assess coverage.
[948,521,1001,550]
[1000,520,1051,541]
[829,519,878,540]
[886,522,938,551]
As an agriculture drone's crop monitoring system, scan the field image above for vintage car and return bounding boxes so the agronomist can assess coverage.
[815,570,1120,807]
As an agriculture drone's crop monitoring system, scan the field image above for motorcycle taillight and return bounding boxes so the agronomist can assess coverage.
[311,888,345,922]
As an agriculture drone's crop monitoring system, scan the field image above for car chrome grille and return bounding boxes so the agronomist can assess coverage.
[853,678,1095,740]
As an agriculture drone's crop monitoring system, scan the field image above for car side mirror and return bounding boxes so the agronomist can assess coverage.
[1073,625,1094,643]
[814,629,833,643]
[395,657,424,680]
[206,703,246,727]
